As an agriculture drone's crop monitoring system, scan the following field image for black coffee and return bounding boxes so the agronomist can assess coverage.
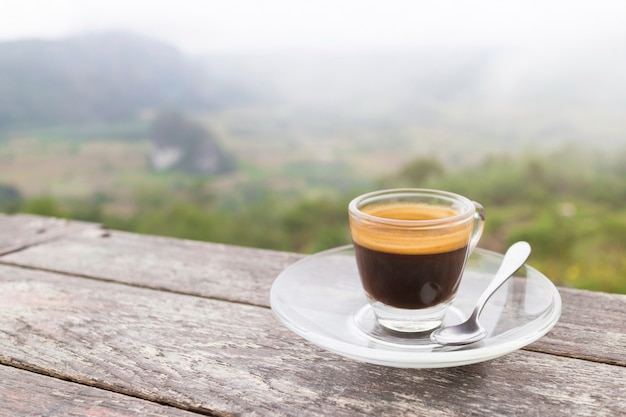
[353,242,468,309]
[350,203,471,309]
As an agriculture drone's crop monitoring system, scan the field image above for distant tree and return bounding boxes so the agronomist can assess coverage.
[385,157,445,187]
[282,195,350,253]
[20,196,64,217]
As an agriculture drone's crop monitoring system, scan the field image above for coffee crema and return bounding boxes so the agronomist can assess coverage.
[350,202,474,309]
[350,203,472,255]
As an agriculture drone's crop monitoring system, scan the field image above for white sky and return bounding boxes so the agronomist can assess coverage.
[1,0,626,54]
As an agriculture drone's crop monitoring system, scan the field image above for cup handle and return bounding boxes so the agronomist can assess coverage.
[469,201,485,252]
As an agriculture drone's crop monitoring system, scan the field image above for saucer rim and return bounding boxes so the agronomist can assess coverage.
[270,244,562,368]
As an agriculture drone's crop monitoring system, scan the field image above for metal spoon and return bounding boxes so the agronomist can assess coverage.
[430,241,532,346]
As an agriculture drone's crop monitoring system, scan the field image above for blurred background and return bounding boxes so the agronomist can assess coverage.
[1,0,625,293]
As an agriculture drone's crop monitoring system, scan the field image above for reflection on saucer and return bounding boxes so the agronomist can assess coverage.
[353,304,464,349]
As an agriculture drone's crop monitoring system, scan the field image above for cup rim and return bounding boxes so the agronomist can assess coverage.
[348,188,477,227]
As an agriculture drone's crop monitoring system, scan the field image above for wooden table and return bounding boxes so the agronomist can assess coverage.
[1,213,624,416]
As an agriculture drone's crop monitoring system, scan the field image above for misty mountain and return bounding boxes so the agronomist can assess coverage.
[149,111,236,174]
[1,31,625,149]
[0,32,215,127]
[203,43,626,153]
[208,43,626,106]
[202,48,496,120]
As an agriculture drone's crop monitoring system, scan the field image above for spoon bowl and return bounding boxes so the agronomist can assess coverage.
[430,241,532,346]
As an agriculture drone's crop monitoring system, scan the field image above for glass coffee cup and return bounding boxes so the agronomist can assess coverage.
[349,188,485,333]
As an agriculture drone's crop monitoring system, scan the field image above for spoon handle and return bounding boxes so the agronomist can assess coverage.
[471,241,532,319]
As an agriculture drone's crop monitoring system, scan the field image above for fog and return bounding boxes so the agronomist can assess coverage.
[3,1,626,135]
[200,39,626,151]
[3,0,626,54]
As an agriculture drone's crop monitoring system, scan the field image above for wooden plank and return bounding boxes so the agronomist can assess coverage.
[0,228,303,306]
[0,264,624,417]
[0,364,201,417]
[0,213,102,256]
[527,287,626,367]
[2,229,625,366]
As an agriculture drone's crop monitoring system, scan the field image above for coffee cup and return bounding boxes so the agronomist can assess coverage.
[349,188,485,333]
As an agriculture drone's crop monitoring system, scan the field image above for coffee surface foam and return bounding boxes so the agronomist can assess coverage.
[350,203,473,255]
[363,203,458,221]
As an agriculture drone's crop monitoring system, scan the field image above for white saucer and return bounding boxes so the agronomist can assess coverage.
[270,245,561,368]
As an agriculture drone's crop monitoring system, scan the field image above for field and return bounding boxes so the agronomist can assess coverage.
[1,110,626,294]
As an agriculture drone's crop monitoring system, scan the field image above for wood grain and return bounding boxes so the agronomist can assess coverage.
[0,364,200,417]
[0,213,101,256]
[527,287,626,367]
[0,264,624,417]
[0,227,302,306]
[2,224,625,367]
